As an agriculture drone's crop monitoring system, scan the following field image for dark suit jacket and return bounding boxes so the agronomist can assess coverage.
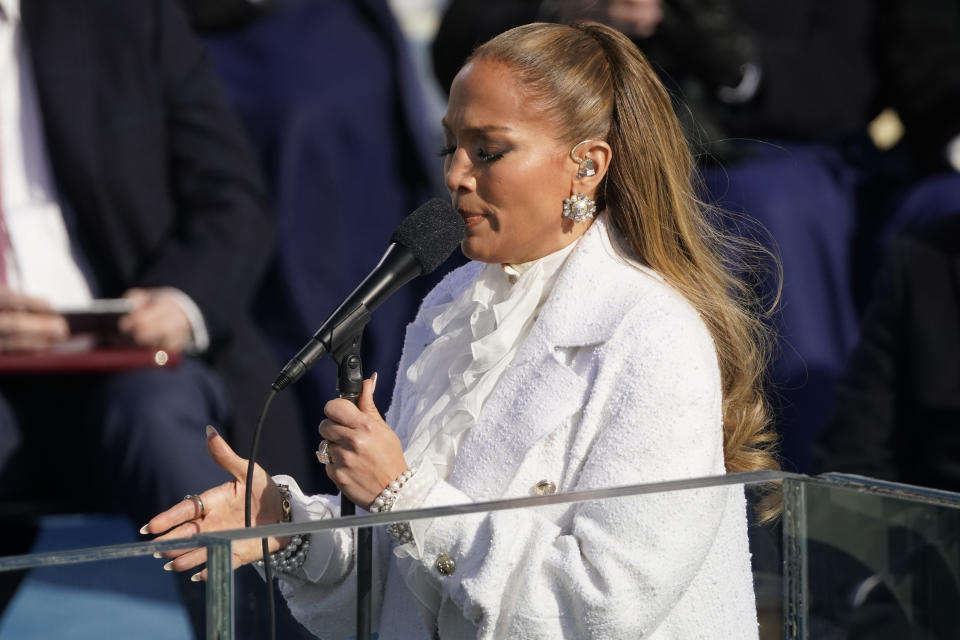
[814,214,960,492]
[20,0,310,480]
[197,0,447,485]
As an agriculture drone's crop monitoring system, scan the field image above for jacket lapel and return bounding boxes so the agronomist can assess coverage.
[448,219,645,499]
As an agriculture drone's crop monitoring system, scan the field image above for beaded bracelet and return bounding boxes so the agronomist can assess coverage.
[367,468,416,513]
[261,533,311,573]
[386,521,415,545]
[256,484,311,573]
[368,469,417,546]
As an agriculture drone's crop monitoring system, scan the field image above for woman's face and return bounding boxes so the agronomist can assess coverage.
[443,59,591,264]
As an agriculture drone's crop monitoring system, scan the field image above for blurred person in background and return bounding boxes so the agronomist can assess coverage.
[812,1,960,491]
[814,213,960,493]
[0,0,308,635]
[175,2,445,632]
[179,0,446,496]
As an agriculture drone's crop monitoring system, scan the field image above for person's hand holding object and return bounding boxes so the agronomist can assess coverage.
[0,286,69,352]
[318,374,409,508]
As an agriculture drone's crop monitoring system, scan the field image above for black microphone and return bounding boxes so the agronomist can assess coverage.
[272,198,464,391]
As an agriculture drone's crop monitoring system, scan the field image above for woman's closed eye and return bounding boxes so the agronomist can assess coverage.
[476,148,504,163]
[438,145,505,164]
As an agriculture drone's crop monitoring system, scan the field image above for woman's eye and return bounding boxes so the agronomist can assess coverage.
[438,145,456,157]
[477,148,504,163]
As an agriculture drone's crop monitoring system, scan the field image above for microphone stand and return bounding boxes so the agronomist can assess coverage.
[332,332,372,640]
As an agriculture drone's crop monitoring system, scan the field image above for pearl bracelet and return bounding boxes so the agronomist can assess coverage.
[258,533,312,573]
[367,469,417,546]
[368,468,416,513]
[386,521,414,545]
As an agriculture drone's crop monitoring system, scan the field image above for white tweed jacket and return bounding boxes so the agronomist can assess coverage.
[278,217,759,639]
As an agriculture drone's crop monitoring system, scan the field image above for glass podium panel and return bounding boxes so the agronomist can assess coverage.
[194,470,788,639]
[0,514,200,639]
[4,472,958,639]
[782,474,960,640]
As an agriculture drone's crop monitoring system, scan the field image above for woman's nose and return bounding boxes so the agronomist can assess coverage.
[444,150,475,193]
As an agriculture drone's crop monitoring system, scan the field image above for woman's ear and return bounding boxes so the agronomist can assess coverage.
[568,139,612,198]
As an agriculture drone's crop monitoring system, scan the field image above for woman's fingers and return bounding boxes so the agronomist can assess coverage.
[146,508,206,541]
[323,375,382,425]
[205,425,253,480]
[141,496,208,537]
[322,396,364,425]
[141,476,242,537]
[317,420,357,446]
[357,374,379,416]
[319,375,390,452]
[139,428,288,580]
[162,546,207,573]
[188,551,249,583]
[157,537,268,580]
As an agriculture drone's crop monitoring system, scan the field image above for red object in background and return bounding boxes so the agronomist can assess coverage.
[0,348,181,374]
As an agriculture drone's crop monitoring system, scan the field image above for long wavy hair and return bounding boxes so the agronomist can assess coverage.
[470,21,781,519]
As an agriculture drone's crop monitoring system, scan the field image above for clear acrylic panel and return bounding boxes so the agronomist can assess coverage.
[0,471,787,639]
[200,470,788,639]
[782,474,960,640]
[5,472,957,639]
[0,514,201,639]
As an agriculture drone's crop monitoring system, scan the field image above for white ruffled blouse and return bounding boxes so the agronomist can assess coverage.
[391,232,583,555]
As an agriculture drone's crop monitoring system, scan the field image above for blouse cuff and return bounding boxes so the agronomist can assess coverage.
[271,474,347,583]
[388,463,439,559]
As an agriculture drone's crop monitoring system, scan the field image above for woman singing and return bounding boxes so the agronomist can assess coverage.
[144,21,778,639]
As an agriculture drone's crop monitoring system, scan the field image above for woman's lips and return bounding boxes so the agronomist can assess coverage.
[459,210,485,227]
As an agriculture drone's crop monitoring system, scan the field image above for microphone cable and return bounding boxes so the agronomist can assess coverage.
[244,388,279,640]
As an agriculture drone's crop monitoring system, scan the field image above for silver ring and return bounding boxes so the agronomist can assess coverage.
[316,440,332,465]
[184,494,205,519]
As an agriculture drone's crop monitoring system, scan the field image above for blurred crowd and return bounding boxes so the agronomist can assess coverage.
[1,0,959,637]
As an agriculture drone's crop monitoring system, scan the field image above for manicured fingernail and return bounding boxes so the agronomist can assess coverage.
[163,561,174,571]
[206,425,218,439]
[139,524,150,535]
[153,552,163,559]
[371,372,378,392]
[190,572,203,582]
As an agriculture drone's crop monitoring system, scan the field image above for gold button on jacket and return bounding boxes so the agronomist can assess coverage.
[435,553,455,576]
[534,479,557,495]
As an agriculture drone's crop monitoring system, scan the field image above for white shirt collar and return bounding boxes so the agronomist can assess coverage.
[501,230,585,285]
[0,0,20,22]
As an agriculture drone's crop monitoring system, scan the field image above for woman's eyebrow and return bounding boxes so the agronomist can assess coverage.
[440,120,514,135]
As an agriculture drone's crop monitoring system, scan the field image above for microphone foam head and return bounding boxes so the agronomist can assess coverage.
[390,198,465,274]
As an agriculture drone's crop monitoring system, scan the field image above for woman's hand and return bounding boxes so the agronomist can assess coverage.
[319,374,408,508]
[141,426,289,581]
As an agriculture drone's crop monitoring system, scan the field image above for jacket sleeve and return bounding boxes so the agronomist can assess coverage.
[406,298,738,637]
[133,0,274,341]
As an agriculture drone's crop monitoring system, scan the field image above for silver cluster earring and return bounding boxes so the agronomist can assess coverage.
[562,193,597,223]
